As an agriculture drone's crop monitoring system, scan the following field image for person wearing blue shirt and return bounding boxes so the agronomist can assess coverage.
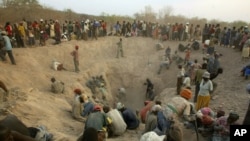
[154,110,171,136]
[116,102,139,130]
[1,31,16,65]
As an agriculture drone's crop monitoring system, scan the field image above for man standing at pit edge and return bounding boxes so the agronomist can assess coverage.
[71,45,80,73]
[1,31,16,65]
[116,38,124,58]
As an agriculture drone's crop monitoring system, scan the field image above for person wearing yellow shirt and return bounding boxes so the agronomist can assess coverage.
[17,22,26,47]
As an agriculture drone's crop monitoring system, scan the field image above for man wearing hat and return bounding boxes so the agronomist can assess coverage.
[0,31,16,65]
[85,105,111,139]
[72,95,86,122]
[143,104,162,134]
[155,88,195,135]
[163,88,196,121]
[196,71,213,111]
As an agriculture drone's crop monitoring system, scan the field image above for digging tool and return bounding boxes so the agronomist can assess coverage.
[189,104,199,141]
[194,117,199,141]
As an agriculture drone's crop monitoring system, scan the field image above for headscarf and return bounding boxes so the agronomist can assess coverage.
[93,105,102,111]
[201,107,211,116]
[216,110,225,118]
[116,102,124,110]
[180,88,192,100]
[228,112,239,121]
[74,89,82,95]
[202,115,214,126]
[144,101,151,106]
[202,71,210,79]
[151,105,162,112]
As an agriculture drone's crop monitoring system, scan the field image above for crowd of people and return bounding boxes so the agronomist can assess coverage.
[85,75,107,99]
[0,18,108,48]
[1,17,250,64]
[0,18,249,46]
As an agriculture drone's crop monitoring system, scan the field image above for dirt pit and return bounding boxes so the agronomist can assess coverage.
[0,36,249,141]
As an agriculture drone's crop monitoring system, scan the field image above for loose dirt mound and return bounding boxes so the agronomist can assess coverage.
[0,37,249,141]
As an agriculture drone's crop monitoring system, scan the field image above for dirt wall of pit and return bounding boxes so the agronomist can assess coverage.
[0,37,198,140]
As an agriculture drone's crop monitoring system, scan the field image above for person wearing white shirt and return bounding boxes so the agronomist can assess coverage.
[142,22,147,37]
[51,60,66,71]
[176,65,185,95]
[83,22,89,40]
[183,74,191,88]
[196,71,213,111]
[184,23,189,41]
[158,55,170,74]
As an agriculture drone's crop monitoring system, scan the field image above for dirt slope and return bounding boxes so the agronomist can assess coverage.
[0,36,249,141]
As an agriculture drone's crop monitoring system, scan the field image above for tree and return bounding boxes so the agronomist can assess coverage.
[64,8,75,21]
[230,21,248,28]
[1,0,39,8]
[133,12,143,20]
[143,5,156,21]
[134,5,157,22]
[158,5,173,20]
[209,19,220,23]
[100,12,109,17]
